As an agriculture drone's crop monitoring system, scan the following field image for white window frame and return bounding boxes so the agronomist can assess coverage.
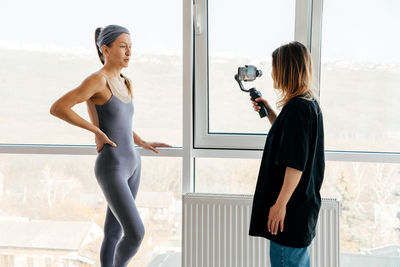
[1,3,400,267]
[183,0,400,193]
[193,0,319,150]
[3,0,400,191]
[1,0,400,210]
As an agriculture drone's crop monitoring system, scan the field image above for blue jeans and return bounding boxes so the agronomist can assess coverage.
[269,241,310,267]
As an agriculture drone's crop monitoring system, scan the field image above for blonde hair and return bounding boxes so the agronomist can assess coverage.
[94,27,133,97]
[272,41,313,108]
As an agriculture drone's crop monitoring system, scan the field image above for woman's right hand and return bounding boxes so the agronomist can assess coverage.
[250,97,268,113]
[95,132,117,152]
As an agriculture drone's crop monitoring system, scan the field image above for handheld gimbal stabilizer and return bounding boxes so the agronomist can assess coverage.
[234,65,268,118]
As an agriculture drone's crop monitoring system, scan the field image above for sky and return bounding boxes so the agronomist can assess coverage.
[321,0,400,63]
[0,0,183,55]
[0,0,399,63]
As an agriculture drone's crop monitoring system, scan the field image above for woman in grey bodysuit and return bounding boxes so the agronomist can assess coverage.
[50,25,171,267]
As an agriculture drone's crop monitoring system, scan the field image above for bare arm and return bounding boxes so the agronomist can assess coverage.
[133,131,144,146]
[50,73,104,135]
[268,167,303,235]
[50,73,117,152]
[132,131,172,153]
[275,167,302,207]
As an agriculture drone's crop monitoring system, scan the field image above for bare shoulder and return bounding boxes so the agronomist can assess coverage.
[50,71,110,110]
[84,72,107,87]
[72,71,107,97]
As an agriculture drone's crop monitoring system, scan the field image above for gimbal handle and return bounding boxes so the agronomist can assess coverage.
[234,74,268,118]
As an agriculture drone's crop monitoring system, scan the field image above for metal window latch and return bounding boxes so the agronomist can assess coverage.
[193,0,202,35]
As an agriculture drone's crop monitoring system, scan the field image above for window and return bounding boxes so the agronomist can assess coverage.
[3,1,400,266]
[195,157,261,194]
[189,0,400,266]
[208,0,295,135]
[1,1,183,266]
[0,0,182,147]
[0,154,181,266]
[320,0,400,152]
[322,161,400,265]
[194,0,310,149]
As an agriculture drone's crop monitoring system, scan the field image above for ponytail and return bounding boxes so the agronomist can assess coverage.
[95,27,105,65]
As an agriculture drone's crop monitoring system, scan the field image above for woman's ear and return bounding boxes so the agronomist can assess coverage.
[101,45,109,56]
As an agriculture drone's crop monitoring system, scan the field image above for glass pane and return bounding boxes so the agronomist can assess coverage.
[0,154,181,267]
[320,0,400,152]
[0,0,182,146]
[321,161,400,266]
[208,0,295,134]
[195,157,261,194]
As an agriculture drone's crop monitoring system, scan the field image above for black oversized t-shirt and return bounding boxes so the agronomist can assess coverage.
[248,96,325,248]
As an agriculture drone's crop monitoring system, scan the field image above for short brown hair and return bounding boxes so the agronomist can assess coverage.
[272,41,313,108]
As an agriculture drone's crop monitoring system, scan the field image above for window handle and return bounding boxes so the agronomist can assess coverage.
[193,1,202,35]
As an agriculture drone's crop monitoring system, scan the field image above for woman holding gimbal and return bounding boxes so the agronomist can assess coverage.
[249,41,325,267]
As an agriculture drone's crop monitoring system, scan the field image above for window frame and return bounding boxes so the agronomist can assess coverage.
[2,3,400,265]
[193,0,318,150]
[184,0,400,194]
[1,0,400,194]
[0,0,399,209]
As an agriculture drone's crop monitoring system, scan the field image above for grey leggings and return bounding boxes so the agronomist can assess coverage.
[95,148,144,267]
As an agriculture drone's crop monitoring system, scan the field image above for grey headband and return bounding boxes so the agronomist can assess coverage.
[96,25,130,54]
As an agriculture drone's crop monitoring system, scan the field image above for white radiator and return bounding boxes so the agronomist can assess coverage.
[183,193,340,267]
